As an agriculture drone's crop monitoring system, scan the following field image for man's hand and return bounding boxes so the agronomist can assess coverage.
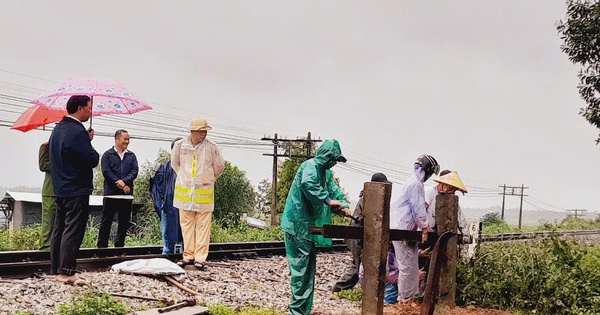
[328,200,343,208]
[419,269,427,280]
[116,180,126,189]
[123,186,131,194]
[419,248,431,258]
[87,128,94,140]
[341,208,352,217]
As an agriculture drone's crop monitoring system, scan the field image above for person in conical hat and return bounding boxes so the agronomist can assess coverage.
[419,170,469,294]
[424,170,468,232]
[433,171,467,194]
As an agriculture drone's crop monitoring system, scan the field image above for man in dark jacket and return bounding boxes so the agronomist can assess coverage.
[49,95,99,286]
[331,172,391,293]
[150,137,183,254]
[97,129,139,248]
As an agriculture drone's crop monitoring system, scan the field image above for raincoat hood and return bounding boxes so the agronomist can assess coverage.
[414,164,426,183]
[314,139,346,169]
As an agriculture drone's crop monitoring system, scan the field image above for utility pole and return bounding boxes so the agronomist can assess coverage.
[499,184,506,220]
[268,134,278,226]
[566,209,587,219]
[519,184,525,230]
[261,132,322,226]
[498,184,529,229]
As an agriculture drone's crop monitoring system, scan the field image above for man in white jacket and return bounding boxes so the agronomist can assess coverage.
[171,119,224,269]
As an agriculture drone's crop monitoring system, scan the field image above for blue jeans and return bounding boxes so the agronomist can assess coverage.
[160,207,183,254]
[384,282,398,304]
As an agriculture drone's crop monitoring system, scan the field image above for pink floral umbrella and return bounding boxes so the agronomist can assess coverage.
[31,78,153,126]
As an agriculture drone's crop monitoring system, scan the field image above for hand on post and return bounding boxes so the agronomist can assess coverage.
[123,186,131,194]
[341,208,352,217]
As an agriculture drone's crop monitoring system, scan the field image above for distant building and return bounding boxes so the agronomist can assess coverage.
[0,191,143,229]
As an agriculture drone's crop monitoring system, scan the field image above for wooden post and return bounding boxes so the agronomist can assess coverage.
[361,182,392,315]
[434,194,459,308]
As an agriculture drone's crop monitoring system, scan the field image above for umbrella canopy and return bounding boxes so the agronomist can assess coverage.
[31,78,152,115]
[11,104,67,132]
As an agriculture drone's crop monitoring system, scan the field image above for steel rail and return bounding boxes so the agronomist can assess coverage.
[0,240,348,278]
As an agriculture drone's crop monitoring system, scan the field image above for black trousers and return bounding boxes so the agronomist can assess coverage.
[51,195,90,276]
[97,197,132,248]
[332,237,363,292]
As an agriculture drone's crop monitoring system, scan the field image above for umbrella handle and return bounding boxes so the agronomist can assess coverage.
[89,95,93,128]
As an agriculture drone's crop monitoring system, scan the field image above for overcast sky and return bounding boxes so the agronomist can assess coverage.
[0,1,597,218]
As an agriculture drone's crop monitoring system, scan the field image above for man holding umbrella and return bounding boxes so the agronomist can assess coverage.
[49,95,99,285]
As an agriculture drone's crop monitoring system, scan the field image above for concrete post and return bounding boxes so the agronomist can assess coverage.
[434,194,459,308]
[361,182,392,315]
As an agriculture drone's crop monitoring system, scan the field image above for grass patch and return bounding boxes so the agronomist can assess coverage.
[211,221,283,243]
[208,303,282,315]
[334,288,362,302]
[57,288,130,315]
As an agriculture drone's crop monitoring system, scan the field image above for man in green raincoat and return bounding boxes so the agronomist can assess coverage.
[39,142,56,250]
[280,139,351,315]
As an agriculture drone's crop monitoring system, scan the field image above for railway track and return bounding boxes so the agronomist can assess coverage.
[0,240,348,278]
[1,229,598,278]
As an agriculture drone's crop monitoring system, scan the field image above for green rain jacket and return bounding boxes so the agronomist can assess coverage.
[280,139,349,246]
[39,143,54,197]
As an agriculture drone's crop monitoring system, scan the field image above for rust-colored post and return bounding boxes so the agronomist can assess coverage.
[361,182,392,315]
[434,194,459,308]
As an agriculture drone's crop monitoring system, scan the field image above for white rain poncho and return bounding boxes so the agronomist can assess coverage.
[390,164,429,302]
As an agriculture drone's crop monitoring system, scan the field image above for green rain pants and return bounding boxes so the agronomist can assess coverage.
[39,195,56,250]
[285,232,317,315]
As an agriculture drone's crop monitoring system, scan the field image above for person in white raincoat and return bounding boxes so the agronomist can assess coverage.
[390,154,439,303]
[171,118,224,269]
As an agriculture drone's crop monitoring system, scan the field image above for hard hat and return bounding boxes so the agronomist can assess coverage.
[433,171,468,193]
[415,154,440,181]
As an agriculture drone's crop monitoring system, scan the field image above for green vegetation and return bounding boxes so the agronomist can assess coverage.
[210,221,283,243]
[457,237,600,315]
[208,303,281,315]
[334,288,362,302]
[57,289,130,315]
[557,0,600,144]
[480,212,600,234]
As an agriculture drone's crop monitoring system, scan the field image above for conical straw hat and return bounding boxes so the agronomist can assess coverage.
[433,171,468,193]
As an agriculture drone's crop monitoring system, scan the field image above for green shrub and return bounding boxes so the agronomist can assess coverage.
[457,237,600,314]
[58,289,130,315]
[0,225,40,250]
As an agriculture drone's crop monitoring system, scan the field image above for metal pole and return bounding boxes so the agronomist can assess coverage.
[518,184,524,229]
[501,184,506,220]
[270,134,278,226]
